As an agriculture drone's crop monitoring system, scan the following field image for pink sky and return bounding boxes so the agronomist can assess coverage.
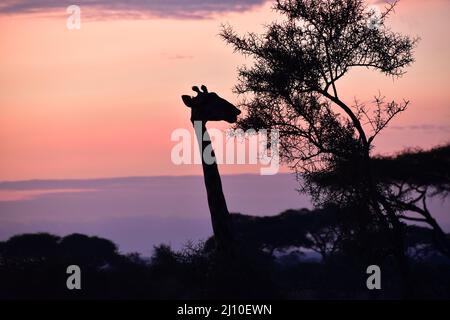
[0,0,449,181]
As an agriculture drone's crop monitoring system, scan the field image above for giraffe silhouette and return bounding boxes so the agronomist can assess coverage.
[182,85,241,254]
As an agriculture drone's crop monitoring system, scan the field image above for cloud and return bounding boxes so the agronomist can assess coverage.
[167,54,194,60]
[389,124,450,132]
[0,0,269,19]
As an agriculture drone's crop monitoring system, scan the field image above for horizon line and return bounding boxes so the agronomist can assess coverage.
[0,172,296,185]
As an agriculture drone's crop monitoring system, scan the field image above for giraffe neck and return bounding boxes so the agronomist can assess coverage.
[193,121,233,251]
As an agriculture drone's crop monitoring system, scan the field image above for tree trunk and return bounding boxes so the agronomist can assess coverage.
[362,147,412,298]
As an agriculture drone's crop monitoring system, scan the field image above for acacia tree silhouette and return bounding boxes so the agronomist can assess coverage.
[221,0,419,293]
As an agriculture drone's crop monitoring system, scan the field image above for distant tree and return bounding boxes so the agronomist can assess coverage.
[150,244,179,271]
[374,145,450,257]
[311,145,450,257]
[59,233,119,266]
[221,0,419,290]
[1,233,60,263]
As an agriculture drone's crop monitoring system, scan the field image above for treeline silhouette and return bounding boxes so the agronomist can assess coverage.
[1,204,449,300]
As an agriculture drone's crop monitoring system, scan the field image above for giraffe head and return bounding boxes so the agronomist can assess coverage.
[181,85,241,124]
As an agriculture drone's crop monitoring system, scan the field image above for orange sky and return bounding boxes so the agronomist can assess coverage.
[0,0,449,181]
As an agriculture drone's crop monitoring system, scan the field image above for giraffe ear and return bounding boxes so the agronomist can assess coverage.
[181,95,195,108]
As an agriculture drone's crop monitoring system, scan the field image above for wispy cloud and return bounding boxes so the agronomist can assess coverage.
[389,124,450,133]
[0,188,97,202]
[162,53,195,60]
[0,0,269,19]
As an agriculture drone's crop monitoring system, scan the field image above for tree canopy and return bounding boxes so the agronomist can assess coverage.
[221,0,418,175]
